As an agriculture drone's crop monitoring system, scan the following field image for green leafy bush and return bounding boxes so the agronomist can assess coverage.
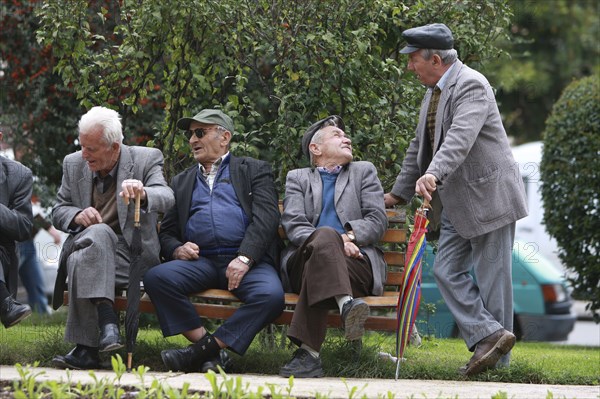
[31,0,512,191]
[540,75,600,320]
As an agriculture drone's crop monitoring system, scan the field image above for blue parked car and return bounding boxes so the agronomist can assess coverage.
[417,241,576,341]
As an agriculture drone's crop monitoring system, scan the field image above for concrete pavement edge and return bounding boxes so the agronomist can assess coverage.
[1,365,599,398]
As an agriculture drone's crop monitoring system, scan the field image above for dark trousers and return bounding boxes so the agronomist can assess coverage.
[0,244,17,294]
[286,227,373,351]
[143,255,285,355]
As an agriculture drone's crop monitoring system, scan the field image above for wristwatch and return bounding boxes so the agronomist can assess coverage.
[346,230,356,243]
[237,255,253,267]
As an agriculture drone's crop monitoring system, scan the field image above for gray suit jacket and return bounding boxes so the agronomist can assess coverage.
[0,156,33,294]
[390,60,527,238]
[280,161,388,295]
[159,155,282,267]
[51,145,174,309]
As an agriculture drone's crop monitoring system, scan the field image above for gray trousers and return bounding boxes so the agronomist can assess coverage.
[433,211,515,353]
[65,224,129,347]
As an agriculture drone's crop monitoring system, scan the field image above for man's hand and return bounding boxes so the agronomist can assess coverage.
[384,192,400,208]
[73,207,103,227]
[173,242,200,260]
[415,173,437,201]
[48,226,62,245]
[120,179,147,204]
[226,258,250,291]
[343,241,363,259]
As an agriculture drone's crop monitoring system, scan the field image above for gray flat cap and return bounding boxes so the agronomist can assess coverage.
[399,23,454,54]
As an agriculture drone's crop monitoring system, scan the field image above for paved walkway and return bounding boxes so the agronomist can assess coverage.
[0,365,598,398]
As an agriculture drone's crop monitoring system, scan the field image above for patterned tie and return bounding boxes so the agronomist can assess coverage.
[426,86,441,151]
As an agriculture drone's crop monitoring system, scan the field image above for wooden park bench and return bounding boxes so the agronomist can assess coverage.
[64,208,407,333]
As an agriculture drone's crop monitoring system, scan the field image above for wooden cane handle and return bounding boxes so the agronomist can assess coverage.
[134,191,141,225]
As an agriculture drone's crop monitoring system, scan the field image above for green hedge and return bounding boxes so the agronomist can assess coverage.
[540,75,600,320]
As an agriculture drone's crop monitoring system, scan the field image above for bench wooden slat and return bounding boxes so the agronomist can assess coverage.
[192,289,398,308]
[381,228,406,243]
[383,251,404,267]
[385,271,404,287]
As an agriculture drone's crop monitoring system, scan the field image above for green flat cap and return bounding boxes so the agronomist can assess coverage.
[176,109,234,134]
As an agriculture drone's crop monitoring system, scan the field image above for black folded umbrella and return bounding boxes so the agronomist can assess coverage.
[125,192,142,371]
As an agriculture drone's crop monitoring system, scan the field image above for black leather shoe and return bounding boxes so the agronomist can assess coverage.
[279,348,324,378]
[341,298,369,341]
[162,333,219,373]
[1,297,32,328]
[53,346,100,370]
[99,323,123,352]
[461,329,516,376]
[200,349,232,373]
[161,345,203,372]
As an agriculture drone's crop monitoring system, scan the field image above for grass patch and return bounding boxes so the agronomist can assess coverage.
[1,310,598,386]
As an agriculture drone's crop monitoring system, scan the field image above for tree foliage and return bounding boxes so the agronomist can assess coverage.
[488,0,600,143]
[0,0,82,205]
[29,0,511,192]
[540,75,600,320]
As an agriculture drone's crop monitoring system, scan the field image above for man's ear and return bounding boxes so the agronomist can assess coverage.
[221,130,232,146]
[309,142,321,157]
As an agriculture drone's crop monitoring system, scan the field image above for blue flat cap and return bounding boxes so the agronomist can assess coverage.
[400,23,454,54]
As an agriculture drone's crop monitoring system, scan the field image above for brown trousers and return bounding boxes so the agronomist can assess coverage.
[286,227,373,351]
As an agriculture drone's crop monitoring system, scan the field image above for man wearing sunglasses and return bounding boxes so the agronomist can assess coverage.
[278,115,387,377]
[144,108,285,373]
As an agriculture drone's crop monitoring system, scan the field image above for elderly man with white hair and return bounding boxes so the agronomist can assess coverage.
[51,106,174,369]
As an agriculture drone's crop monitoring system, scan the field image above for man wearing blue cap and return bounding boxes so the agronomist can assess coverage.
[144,108,285,373]
[384,23,528,376]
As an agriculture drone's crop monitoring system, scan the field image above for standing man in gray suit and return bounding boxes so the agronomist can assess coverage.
[384,23,528,376]
[279,115,387,378]
[0,130,33,328]
[144,108,285,373]
[51,106,174,369]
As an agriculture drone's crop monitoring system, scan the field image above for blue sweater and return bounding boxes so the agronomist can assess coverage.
[185,157,249,255]
[316,171,344,233]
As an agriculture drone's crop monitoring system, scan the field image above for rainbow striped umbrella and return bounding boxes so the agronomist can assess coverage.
[395,198,430,380]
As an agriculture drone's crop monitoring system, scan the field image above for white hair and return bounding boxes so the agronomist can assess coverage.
[78,106,124,145]
[421,48,458,65]
[309,128,329,166]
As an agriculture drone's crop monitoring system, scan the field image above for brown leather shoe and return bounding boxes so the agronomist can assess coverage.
[461,329,516,376]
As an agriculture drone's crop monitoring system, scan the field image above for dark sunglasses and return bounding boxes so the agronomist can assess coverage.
[321,115,345,131]
[184,127,213,140]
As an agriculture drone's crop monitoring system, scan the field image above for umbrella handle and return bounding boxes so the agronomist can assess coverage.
[134,191,141,226]
[422,197,431,209]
